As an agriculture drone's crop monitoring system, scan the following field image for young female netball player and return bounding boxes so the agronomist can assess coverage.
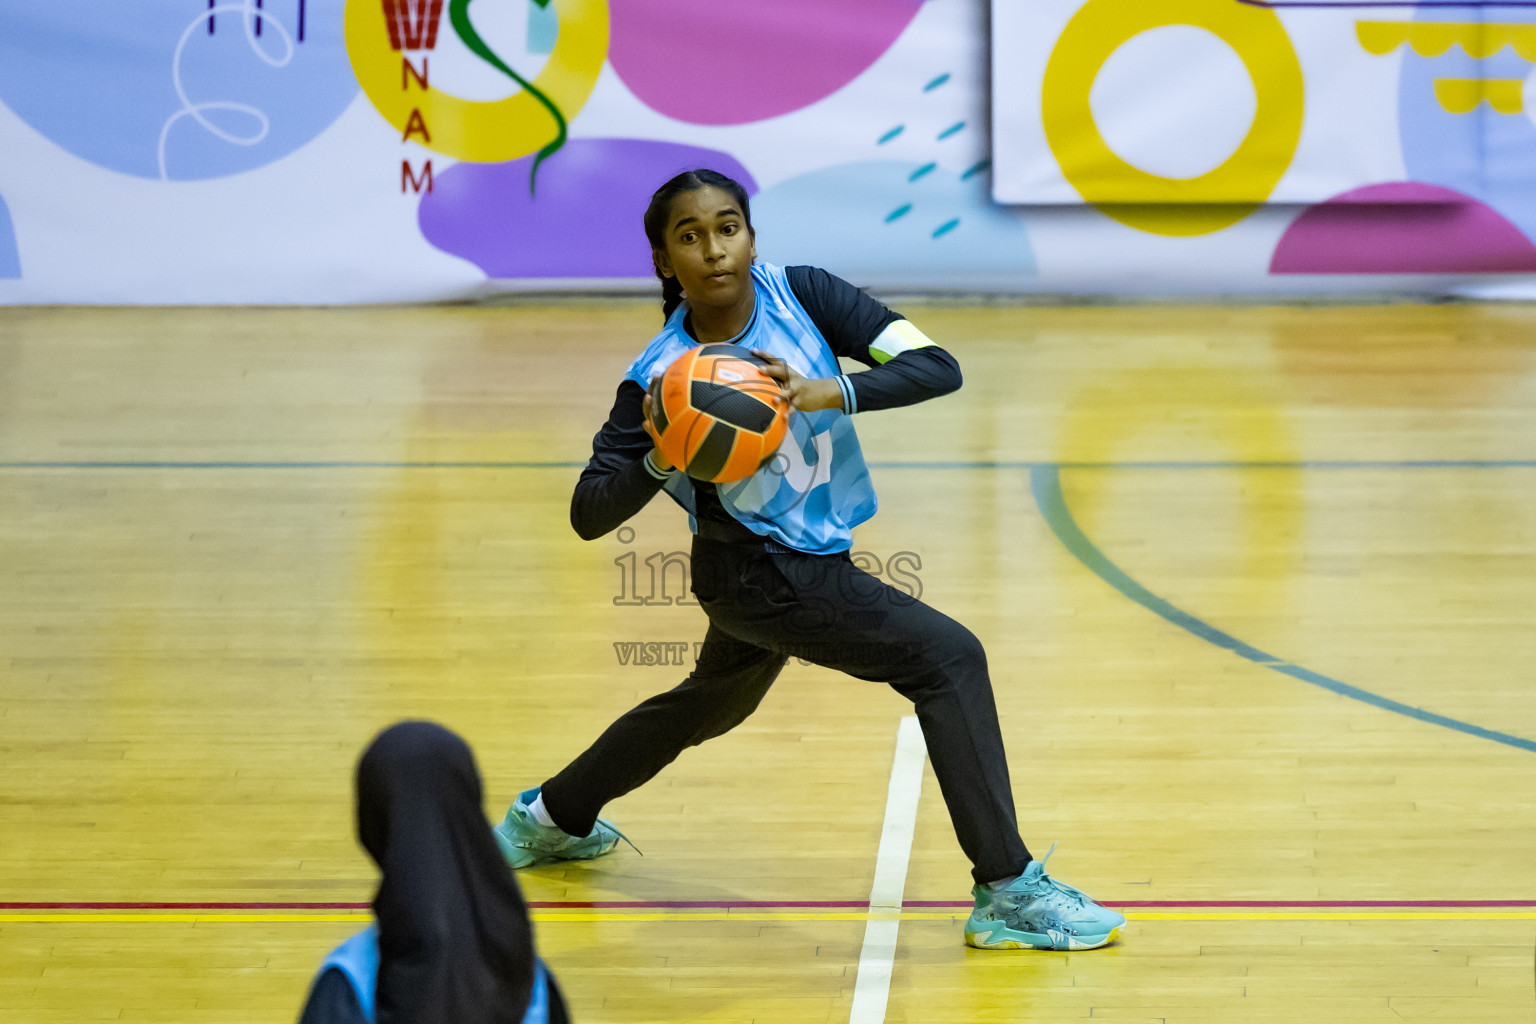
[493,169,1124,952]
[298,722,569,1023]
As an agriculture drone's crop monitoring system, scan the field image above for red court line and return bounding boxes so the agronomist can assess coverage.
[920,899,1536,909]
[4,899,1534,910]
[0,902,371,910]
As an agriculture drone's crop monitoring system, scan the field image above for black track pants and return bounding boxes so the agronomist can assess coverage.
[540,537,1032,885]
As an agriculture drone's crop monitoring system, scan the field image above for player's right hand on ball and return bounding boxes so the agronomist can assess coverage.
[643,377,673,470]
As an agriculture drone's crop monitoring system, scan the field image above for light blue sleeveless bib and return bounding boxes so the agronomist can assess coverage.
[624,263,877,554]
[314,926,551,1024]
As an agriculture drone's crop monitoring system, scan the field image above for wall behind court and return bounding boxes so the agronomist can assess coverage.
[2,0,1534,304]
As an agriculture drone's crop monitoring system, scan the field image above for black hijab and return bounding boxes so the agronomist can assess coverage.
[357,721,536,1024]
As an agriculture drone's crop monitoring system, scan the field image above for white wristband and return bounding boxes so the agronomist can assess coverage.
[643,450,675,479]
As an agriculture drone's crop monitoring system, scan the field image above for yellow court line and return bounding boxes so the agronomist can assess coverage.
[537,911,1536,923]
[4,911,1536,924]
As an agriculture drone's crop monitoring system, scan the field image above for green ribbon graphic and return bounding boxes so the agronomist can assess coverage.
[448,0,565,194]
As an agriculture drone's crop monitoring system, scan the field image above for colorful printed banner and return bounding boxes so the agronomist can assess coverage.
[1,0,1535,302]
[994,1,1536,281]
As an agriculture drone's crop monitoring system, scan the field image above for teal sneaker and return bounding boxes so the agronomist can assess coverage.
[492,788,634,869]
[964,844,1125,951]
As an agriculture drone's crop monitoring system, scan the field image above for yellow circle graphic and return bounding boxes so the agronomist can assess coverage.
[345,0,609,163]
[1041,0,1304,237]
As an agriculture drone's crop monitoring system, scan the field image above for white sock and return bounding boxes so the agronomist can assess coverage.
[528,791,557,828]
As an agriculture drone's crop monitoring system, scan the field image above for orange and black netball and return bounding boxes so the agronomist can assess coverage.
[655,345,790,483]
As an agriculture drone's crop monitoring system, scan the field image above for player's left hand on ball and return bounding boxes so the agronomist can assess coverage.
[751,349,842,413]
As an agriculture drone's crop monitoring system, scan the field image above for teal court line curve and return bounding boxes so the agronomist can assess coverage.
[1028,464,1536,755]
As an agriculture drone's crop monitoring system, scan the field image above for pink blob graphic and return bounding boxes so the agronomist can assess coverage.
[1271,182,1536,274]
[609,0,925,125]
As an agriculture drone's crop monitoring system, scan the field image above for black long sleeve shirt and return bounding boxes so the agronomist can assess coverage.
[569,266,962,543]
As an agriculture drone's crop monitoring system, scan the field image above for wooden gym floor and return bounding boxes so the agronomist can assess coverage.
[0,301,1533,1023]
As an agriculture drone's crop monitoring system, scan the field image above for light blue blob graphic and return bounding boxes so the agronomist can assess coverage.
[0,1,356,180]
[528,0,558,54]
[752,161,1035,284]
[0,192,19,278]
[1398,7,1536,244]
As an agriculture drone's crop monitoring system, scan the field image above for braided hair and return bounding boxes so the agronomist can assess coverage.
[642,169,754,321]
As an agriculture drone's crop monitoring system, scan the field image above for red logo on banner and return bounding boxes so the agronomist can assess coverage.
[381,0,443,51]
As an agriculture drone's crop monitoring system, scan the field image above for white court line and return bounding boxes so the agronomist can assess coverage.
[849,715,927,1024]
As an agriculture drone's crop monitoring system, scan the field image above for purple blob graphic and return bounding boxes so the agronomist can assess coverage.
[609,0,924,126]
[1271,182,1536,274]
[418,139,758,279]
